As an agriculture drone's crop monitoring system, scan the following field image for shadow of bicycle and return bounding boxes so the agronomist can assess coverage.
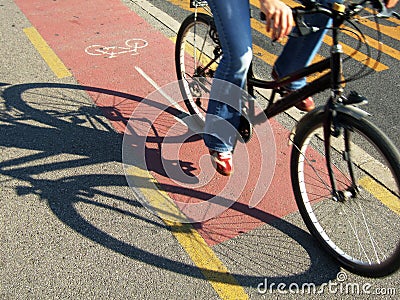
[0,82,340,293]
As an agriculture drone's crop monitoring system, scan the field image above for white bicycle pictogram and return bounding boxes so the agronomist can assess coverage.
[85,38,148,58]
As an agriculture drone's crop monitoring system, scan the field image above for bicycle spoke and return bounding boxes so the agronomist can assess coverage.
[176,13,220,125]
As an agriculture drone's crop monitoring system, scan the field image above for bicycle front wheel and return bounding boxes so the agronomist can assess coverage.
[175,13,221,126]
[291,108,400,277]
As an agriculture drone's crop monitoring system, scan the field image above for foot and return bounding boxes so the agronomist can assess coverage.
[295,97,315,112]
[209,150,233,176]
[271,69,315,112]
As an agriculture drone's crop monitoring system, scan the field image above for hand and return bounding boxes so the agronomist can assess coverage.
[385,0,398,8]
[260,0,294,41]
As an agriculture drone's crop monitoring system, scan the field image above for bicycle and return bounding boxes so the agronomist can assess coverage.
[175,0,400,277]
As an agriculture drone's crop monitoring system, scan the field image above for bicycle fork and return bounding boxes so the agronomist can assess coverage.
[324,109,359,202]
[323,7,360,202]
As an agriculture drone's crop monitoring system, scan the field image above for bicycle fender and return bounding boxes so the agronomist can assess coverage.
[335,104,371,119]
[289,107,324,146]
[289,105,370,145]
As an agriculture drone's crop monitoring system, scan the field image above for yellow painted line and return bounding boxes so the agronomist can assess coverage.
[250,18,326,64]
[169,223,248,300]
[357,8,400,41]
[23,27,72,78]
[252,43,278,66]
[342,27,400,62]
[253,43,331,83]
[257,0,399,62]
[126,166,249,300]
[171,36,219,71]
[323,35,388,71]
[359,176,400,215]
[251,16,388,71]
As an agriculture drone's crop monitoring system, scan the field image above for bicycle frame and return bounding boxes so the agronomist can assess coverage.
[246,58,331,122]
[190,1,378,198]
[243,3,359,200]
[245,5,349,121]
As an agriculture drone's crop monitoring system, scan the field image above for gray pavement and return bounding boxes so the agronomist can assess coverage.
[1,0,399,299]
[0,1,214,298]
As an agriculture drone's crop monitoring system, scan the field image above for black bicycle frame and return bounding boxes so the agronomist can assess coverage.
[244,4,351,123]
[246,58,331,121]
[245,4,356,200]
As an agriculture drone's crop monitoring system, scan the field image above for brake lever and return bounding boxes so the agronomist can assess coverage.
[293,10,322,36]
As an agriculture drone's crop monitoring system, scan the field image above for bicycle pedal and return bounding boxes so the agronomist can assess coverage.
[238,115,253,143]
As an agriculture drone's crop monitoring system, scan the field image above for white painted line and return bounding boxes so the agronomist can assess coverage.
[134,66,184,112]
[134,66,203,133]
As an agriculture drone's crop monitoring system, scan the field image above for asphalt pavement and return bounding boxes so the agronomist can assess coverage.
[1,0,399,299]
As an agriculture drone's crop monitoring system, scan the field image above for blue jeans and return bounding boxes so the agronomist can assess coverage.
[274,0,343,90]
[204,0,339,152]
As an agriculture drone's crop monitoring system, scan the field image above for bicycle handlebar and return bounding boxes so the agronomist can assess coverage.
[260,0,399,37]
[299,0,398,18]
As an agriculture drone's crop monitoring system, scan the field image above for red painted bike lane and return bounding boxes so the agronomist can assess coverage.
[15,0,300,246]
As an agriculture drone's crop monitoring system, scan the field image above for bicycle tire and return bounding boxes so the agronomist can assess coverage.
[291,107,400,277]
[175,13,220,126]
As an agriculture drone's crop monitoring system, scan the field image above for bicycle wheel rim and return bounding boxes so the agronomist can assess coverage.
[175,13,220,125]
[291,110,400,277]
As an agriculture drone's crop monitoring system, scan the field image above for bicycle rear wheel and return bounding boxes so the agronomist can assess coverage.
[291,108,400,277]
[175,13,221,126]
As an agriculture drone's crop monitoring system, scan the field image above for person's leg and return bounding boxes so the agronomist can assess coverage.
[274,0,342,90]
[204,0,252,153]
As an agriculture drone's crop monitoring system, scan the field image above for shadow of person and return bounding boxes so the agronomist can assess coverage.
[0,82,340,290]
